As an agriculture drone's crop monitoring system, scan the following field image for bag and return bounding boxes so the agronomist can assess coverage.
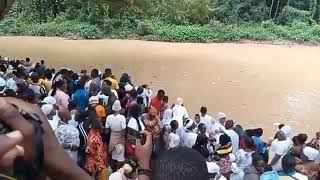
[260,171,279,180]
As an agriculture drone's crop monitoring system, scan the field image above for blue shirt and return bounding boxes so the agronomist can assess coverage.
[252,136,265,154]
[72,89,89,112]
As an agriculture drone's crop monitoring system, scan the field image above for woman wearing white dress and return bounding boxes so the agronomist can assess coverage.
[168,120,180,149]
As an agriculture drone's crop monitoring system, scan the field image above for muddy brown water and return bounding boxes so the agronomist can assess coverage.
[1,36,320,138]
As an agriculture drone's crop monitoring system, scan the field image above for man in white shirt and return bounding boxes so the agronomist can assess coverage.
[224,120,239,154]
[172,97,189,129]
[199,106,220,134]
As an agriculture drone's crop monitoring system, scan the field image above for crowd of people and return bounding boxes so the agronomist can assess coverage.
[0,56,319,180]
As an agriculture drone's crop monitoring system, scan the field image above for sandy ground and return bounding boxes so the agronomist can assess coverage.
[1,36,320,138]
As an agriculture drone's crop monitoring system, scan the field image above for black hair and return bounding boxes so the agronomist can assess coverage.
[30,73,39,83]
[125,156,139,175]
[198,123,206,131]
[104,68,112,74]
[278,124,285,129]
[163,95,169,103]
[252,153,265,166]
[152,147,209,180]
[91,69,99,76]
[219,133,231,146]
[51,68,55,74]
[17,87,36,103]
[255,128,263,137]
[3,89,16,97]
[282,154,297,173]
[0,64,7,73]
[26,57,30,62]
[192,134,209,158]
[45,69,52,80]
[195,113,200,117]
[129,104,142,131]
[157,89,165,96]
[200,106,207,114]
[71,73,78,81]
[75,80,85,90]
[40,60,44,64]
[170,120,179,132]
[51,79,64,96]
[103,79,112,86]
[68,101,77,111]
[137,96,144,105]
[297,133,308,145]
[243,136,257,151]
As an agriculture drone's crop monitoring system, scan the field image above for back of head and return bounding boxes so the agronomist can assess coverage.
[152,147,209,180]
[30,72,39,83]
[200,106,207,114]
[219,133,231,146]
[157,89,165,97]
[255,128,263,137]
[282,154,296,173]
[297,133,308,145]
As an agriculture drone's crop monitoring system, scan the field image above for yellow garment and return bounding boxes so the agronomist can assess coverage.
[100,166,109,180]
[104,77,119,90]
[39,78,52,92]
[95,105,107,120]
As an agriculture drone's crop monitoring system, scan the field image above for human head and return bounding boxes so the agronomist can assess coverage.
[224,120,234,130]
[282,154,297,173]
[148,106,158,119]
[157,89,165,99]
[58,108,72,123]
[296,133,308,145]
[176,97,183,106]
[112,100,122,112]
[26,57,30,63]
[163,96,169,103]
[41,104,55,119]
[129,104,142,119]
[0,64,7,74]
[200,106,207,116]
[104,68,112,77]
[45,69,52,80]
[194,114,200,123]
[89,96,99,106]
[255,128,263,137]
[40,60,44,64]
[316,132,320,138]
[88,113,101,129]
[30,72,40,83]
[243,136,257,151]
[152,147,209,180]
[122,157,139,178]
[219,133,231,146]
[170,120,179,131]
[91,68,99,78]
[217,112,226,124]
[198,123,206,135]
[252,154,266,174]
[275,130,286,141]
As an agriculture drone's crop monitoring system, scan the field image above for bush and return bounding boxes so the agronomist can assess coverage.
[277,6,313,25]
[136,21,154,36]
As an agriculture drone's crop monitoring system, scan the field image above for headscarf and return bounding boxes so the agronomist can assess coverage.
[280,125,293,138]
[176,97,183,105]
[303,146,319,161]
[41,104,54,115]
[89,96,99,105]
[218,112,227,120]
[112,100,121,112]
[148,106,158,117]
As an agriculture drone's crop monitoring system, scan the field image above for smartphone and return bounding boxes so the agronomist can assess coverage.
[126,127,145,144]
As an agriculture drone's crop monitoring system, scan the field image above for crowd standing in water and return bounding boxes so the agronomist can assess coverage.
[0,56,319,180]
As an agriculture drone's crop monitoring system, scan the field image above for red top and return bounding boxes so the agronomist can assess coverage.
[150,96,162,116]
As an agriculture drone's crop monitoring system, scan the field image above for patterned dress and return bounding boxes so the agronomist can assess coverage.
[85,129,108,179]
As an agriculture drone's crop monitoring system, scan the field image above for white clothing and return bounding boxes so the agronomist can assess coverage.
[6,78,17,91]
[269,139,290,171]
[108,170,137,180]
[225,129,239,154]
[49,115,60,131]
[200,114,212,131]
[138,88,151,106]
[168,132,180,149]
[68,115,78,127]
[235,149,254,170]
[105,114,126,131]
[84,80,92,91]
[162,108,173,125]
[183,131,198,148]
[279,172,308,180]
[172,105,189,128]
[127,117,145,131]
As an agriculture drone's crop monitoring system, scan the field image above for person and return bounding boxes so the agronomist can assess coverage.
[269,130,291,172]
[217,112,227,127]
[278,154,308,180]
[103,68,119,90]
[41,103,58,130]
[289,133,308,161]
[236,136,256,174]
[295,146,320,180]
[76,111,90,168]
[142,106,162,137]
[28,72,46,99]
[105,100,126,172]
[108,157,139,180]
[72,81,89,112]
[183,119,198,148]
[252,128,266,157]
[39,69,52,92]
[88,96,107,124]
[243,154,266,180]
[168,120,180,149]
[85,113,108,180]
[150,89,165,116]
[49,78,69,109]
[172,97,189,129]
[54,108,80,162]
[152,147,210,180]
[90,68,101,93]
[207,161,227,180]
[224,120,239,154]
[193,113,201,133]
[198,123,207,135]
[200,107,218,134]
[160,95,169,118]
[126,104,145,157]
[98,83,117,113]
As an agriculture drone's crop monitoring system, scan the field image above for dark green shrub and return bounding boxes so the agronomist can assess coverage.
[277,6,313,25]
[136,21,154,35]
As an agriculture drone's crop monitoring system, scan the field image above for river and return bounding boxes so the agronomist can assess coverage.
[0,36,320,138]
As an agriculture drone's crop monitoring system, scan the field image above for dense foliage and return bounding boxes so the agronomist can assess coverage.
[1,0,320,43]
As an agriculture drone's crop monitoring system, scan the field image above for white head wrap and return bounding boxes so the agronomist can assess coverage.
[41,104,54,116]
[112,100,121,111]
[303,146,319,161]
[176,97,183,105]
[280,125,293,137]
[89,96,99,105]
[124,84,134,92]
[42,96,57,105]
[206,162,220,174]
[168,134,180,149]
[217,112,227,120]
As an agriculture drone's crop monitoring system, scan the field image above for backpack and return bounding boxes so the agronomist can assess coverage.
[260,171,279,180]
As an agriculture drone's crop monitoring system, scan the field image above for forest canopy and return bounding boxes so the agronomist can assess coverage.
[1,0,320,43]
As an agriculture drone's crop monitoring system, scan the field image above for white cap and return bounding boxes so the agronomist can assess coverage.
[176,97,183,105]
[280,125,293,137]
[206,162,220,174]
[112,100,121,111]
[124,84,134,92]
[42,96,57,105]
[89,96,99,105]
[303,146,319,161]
[41,104,54,115]
[218,112,227,120]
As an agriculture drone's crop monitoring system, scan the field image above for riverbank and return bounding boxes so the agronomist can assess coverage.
[1,36,319,138]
